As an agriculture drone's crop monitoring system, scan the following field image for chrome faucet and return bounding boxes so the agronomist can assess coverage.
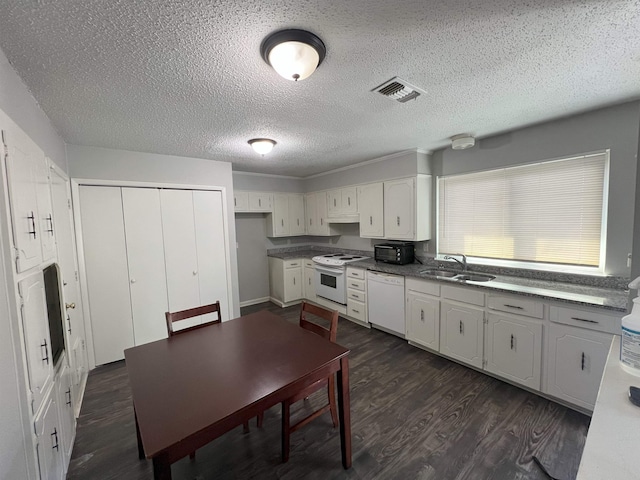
[444,254,467,271]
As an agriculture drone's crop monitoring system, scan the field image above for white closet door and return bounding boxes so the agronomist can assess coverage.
[122,188,169,345]
[78,186,134,365]
[160,189,200,330]
[193,190,229,322]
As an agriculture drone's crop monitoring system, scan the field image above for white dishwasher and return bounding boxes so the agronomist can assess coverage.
[367,271,405,337]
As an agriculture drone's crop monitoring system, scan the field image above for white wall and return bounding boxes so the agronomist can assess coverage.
[233,171,304,193]
[67,145,241,318]
[432,102,640,277]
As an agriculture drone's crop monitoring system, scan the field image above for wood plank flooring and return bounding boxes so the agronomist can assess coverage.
[67,302,589,480]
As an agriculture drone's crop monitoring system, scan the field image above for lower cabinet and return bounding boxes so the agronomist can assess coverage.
[34,394,63,480]
[485,313,542,390]
[303,260,316,302]
[439,301,484,369]
[268,257,303,305]
[405,278,440,351]
[55,361,75,473]
[545,322,612,411]
[346,267,367,323]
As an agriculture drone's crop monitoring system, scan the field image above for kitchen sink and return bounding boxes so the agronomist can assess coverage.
[419,269,458,278]
[454,273,496,282]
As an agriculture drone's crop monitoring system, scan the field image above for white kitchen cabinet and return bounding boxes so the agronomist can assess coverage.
[289,194,306,235]
[305,192,338,236]
[55,361,75,472]
[234,191,272,212]
[234,191,249,211]
[485,313,542,390]
[37,159,56,262]
[346,267,367,323]
[357,182,384,238]
[440,300,484,368]
[303,259,316,301]
[406,278,440,351]
[269,257,303,306]
[19,271,53,415]
[545,321,612,411]
[328,187,358,217]
[267,194,305,237]
[383,175,431,241]
[34,394,63,480]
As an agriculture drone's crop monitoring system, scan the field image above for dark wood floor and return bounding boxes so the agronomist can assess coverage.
[67,302,589,480]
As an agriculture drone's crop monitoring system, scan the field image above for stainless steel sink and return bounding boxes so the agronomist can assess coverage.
[419,269,458,278]
[454,273,495,282]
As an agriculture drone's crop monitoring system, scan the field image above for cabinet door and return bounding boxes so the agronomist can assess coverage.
[37,157,56,261]
[485,313,542,389]
[34,394,63,480]
[358,183,384,238]
[327,189,342,216]
[3,127,43,271]
[289,194,306,235]
[193,190,230,322]
[273,194,290,236]
[305,193,317,235]
[316,192,329,234]
[283,267,302,302]
[384,178,415,240]
[342,187,357,215]
[122,188,169,345]
[56,362,75,471]
[79,186,134,365]
[406,292,440,351]
[249,192,272,212]
[234,191,249,211]
[440,301,484,368]
[545,322,612,410]
[160,189,201,330]
[19,271,52,413]
[303,265,316,301]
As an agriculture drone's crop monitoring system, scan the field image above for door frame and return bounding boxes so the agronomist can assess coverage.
[71,179,235,370]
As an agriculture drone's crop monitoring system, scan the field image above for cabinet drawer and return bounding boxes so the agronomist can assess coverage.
[348,288,366,303]
[346,267,365,280]
[303,259,314,268]
[487,295,544,319]
[441,285,485,307]
[550,306,622,335]
[284,259,302,269]
[347,278,365,291]
[406,277,439,297]
[347,299,366,321]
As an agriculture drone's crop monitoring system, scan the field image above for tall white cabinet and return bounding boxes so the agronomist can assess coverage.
[78,185,231,366]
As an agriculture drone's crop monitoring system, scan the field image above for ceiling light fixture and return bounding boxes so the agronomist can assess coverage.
[248,138,276,155]
[451,134,475,150]
[260,29,326,81]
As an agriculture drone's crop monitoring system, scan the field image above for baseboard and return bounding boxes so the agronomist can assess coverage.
[239,297,271,308]
[269,297,303,308]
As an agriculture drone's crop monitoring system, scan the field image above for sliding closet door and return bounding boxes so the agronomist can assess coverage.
[78,186,134,365]
[122,188,168,345]
[193,190,229,321]
[160,189,201,329]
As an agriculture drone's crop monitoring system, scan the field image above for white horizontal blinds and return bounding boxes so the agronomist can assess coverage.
[438,153,607,267]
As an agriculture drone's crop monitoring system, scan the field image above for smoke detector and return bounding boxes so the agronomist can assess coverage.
[451,134,475,150]
[372,77,426,103]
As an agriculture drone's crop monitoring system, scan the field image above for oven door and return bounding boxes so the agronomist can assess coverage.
[314,264,346,305]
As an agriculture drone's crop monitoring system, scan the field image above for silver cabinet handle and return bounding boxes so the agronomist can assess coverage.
[293,277,296,285]
[28,211,37,238]
[503,304,523,310]
[581,352,586,370]
[459,321,463,334]
[308,278,311,285]
[420,309,424,321]
[571,316,598,324]
[348,197,351,206]
[370,216,372,225]
[297,219,299,226]
[51,428,59,451]
[46,214,54,235]
[320,218,323,225]
[66,314,72,334]
[259,198,262,207]
[234,197,237,206]
[352,309,359,313]
[310,218,313,226]
[281,219,284,226]
[41,339,49,364]
[510,334,514,350]
[397,216,400,226]
[334,198,337,207]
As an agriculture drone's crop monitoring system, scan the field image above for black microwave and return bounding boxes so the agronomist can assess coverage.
[374,242,415,265]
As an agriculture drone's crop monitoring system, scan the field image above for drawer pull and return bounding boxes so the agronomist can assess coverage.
[51,428,59,451]
[258,198,262,207]
[420,309,424,321]
[459,321,463,334]
[571,316,599,324]
[369,216,372,225]
[351,283,358,287]
[581,352,586,370]
[352,309,359,314]
[510,334,514,350]
[41,339,49,364]
[503,304,524,310]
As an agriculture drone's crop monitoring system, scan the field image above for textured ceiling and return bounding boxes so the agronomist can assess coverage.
[0,0,639,177]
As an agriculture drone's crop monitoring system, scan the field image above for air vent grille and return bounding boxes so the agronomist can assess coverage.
[373,77,426,103]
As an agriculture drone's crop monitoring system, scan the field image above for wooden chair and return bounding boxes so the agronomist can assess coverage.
[280,301,339,462]
[164,301,250,461]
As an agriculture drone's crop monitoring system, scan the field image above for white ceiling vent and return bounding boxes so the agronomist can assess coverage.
[372,77,426,103]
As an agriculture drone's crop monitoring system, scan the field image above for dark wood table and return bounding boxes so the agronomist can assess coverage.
[125,310,351,480]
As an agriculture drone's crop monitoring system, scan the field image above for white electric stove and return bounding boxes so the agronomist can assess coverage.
[312,253,369,304]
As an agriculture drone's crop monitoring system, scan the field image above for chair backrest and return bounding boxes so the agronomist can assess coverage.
[299,301,339,342]
[165,301,222,337]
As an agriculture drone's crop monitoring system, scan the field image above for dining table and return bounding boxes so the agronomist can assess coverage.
[124,309,352,480]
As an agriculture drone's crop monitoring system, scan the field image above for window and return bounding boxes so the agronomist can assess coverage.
[437,152,608,271]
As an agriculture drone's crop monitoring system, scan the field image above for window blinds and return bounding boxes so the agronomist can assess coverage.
[438,153,607,268]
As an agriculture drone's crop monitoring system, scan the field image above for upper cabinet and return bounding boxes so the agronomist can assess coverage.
[383,176,432,241]
[305,192,338,236]
[357,183,384,238]
[234,191,272,212]
[327,187,358,217]
[267,193,306,237]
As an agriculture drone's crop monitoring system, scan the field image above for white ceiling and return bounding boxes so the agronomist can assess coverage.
[0,0,639,177]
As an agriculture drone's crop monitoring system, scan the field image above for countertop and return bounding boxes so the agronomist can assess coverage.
[267,249,628,312]
[576,336,640,479]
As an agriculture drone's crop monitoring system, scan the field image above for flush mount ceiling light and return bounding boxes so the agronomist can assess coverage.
[451,134,476,150]
[248,138,277,155]
[260,29,326,81]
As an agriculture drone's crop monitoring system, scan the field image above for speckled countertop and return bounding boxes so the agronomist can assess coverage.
[267,247,630,313]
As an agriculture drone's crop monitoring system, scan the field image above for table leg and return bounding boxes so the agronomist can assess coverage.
[337,356,352,469]
[134,406,144,460]
[152,455,172,480]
